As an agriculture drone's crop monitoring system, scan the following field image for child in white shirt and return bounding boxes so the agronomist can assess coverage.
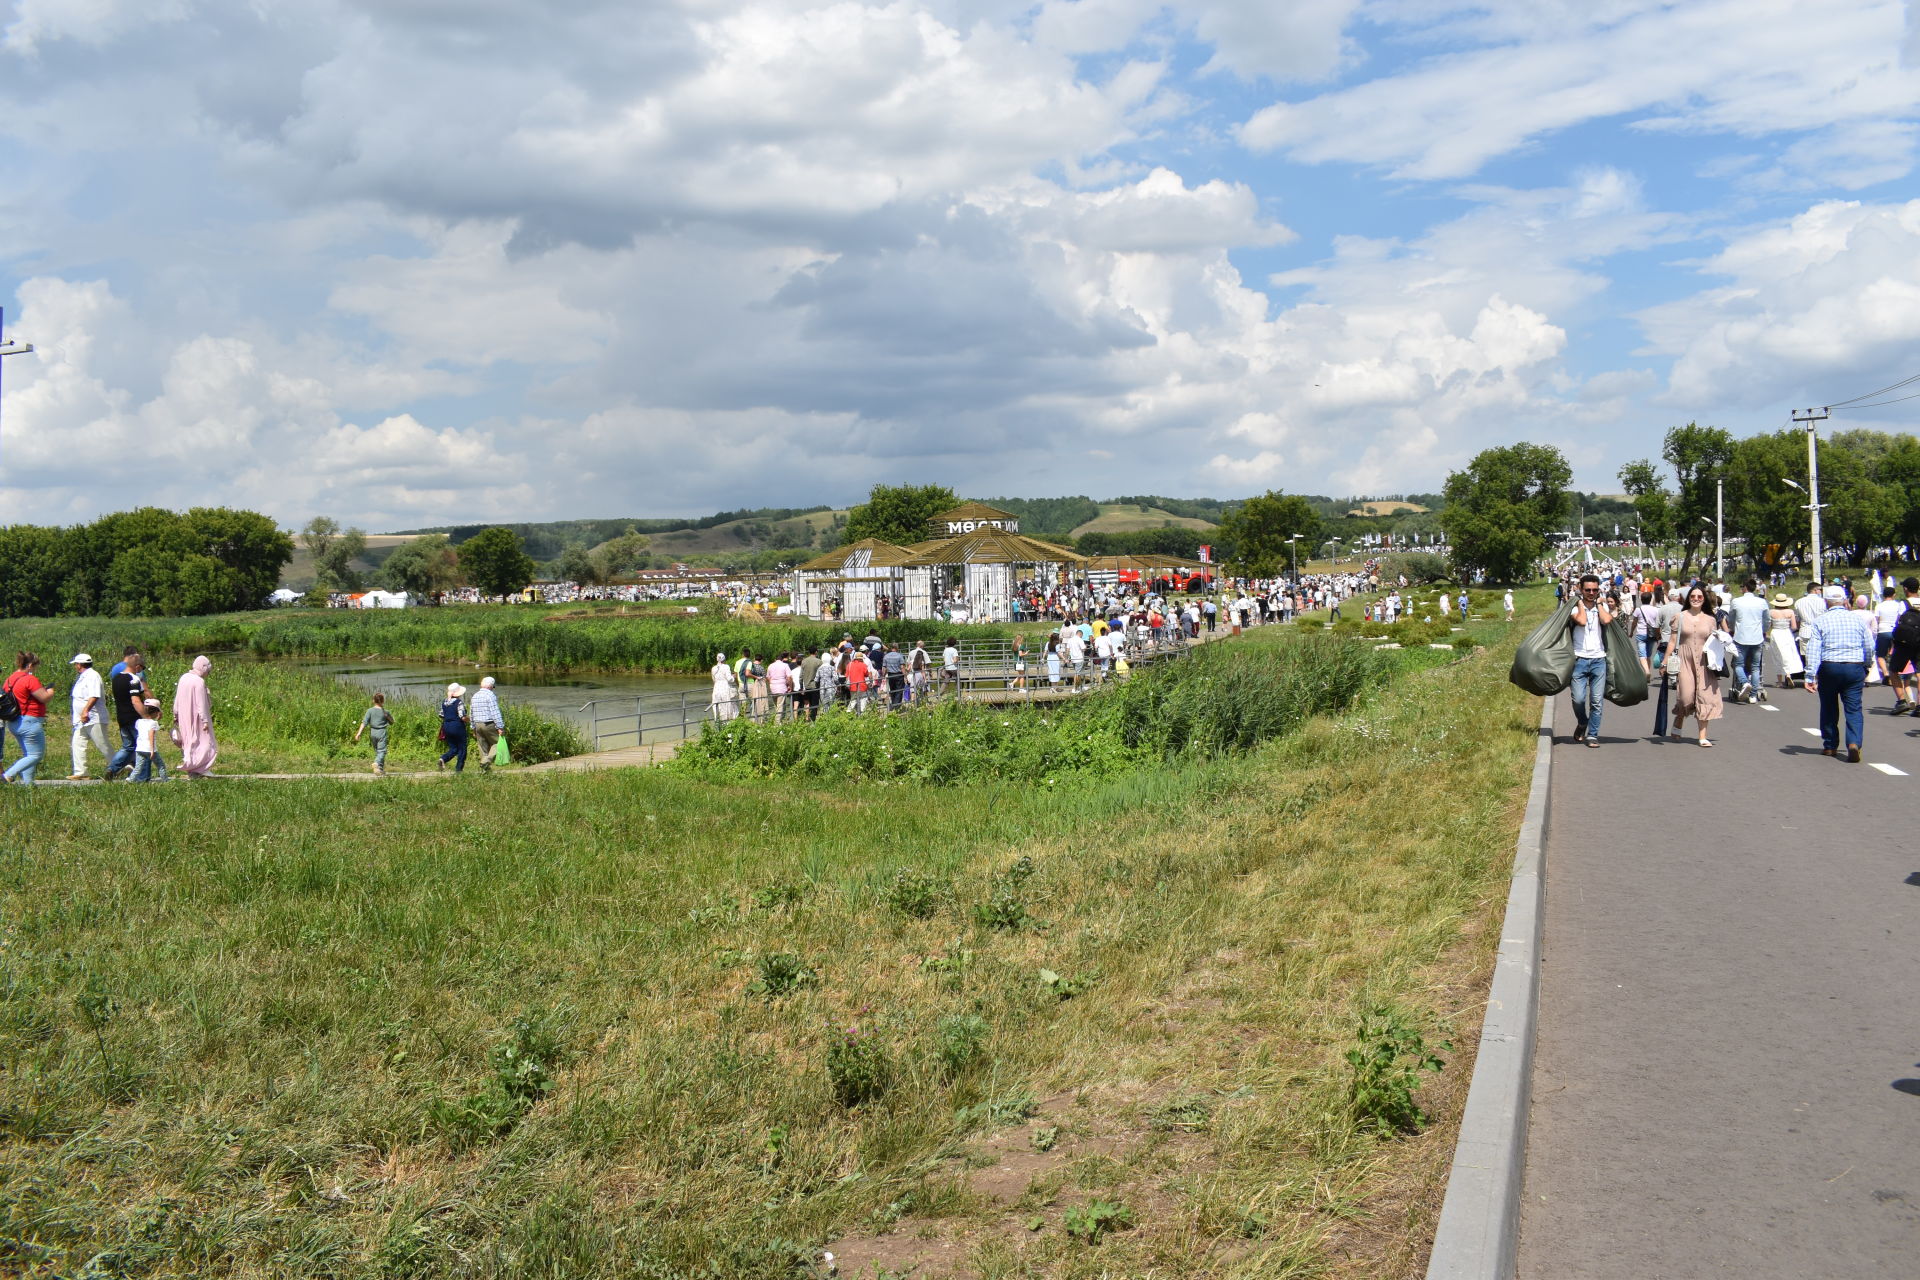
[132,699,162,783]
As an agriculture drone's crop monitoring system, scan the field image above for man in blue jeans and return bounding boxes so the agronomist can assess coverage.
[1805,583,1873,762]
[1569,573,1611,748]
[1727,578,1771,703]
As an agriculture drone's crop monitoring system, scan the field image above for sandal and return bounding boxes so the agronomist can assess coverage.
[1698,739,1713,748]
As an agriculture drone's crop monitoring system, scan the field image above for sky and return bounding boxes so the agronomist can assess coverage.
[2,0,1919,530]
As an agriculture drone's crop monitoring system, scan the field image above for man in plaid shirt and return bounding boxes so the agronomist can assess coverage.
[1805,584,1874,762]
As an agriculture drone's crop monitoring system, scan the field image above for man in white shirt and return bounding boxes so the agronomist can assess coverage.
[1792,579,1826,670]
[1727,579,1772,702]
[1503,589,1515,621]
[468,676,507,772]
[67,654,109,781]
[1569,574,1612,748]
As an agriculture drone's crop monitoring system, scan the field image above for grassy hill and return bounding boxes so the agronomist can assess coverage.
[1070,502,1219,538]
[641,509,847,556]
[281,535,416,592]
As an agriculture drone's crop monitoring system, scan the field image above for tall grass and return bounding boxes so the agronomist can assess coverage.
[671,636,1392,784]
[0,608,1008,675]
[0,638,1544,1278]
[121,659,585,773]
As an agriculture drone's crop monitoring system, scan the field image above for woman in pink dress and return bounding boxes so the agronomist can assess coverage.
[1670,587,1725,748]
[172,655,218,776]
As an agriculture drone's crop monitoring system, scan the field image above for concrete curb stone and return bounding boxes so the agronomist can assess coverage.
[1424,697,1553,1280]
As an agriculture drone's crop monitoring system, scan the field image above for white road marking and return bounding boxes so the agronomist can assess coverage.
[1760,704,1779,712]
[1801,727,1821,737]
[1870,762,1907,776]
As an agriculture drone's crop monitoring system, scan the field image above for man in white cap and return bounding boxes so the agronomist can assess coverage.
[469,676,506,771]
[1805,583,1874,763]
[67,654,108,780]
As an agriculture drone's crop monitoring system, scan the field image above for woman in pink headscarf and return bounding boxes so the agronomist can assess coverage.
[172,655,218,777]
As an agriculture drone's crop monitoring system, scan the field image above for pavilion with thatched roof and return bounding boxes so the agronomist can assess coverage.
[790,537,917,621]
[898,515,1084,621]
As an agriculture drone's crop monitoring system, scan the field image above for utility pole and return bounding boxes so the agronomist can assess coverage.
[1791,407,1829,581]
[1715,476,1724,584]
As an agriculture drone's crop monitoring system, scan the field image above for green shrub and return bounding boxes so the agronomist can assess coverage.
[1346,1003,1449,1136]
[826,1022,892,1107]
[935,1013,989,1076]
[751,953,818,999]
[670,638,1389,787]
[883,869,944,920]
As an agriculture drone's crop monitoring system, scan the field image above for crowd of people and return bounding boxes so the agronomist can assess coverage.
[0,649,218,787]
[1556,565,1920,760]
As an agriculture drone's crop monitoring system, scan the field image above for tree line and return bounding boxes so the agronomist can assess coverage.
[0,507,293,618]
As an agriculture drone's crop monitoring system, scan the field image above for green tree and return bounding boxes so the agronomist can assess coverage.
[843,484,960,546]
[1726,429,1896,569]
[592,527,653,580]
[1439,443,1572,583]
[457,527,538,601]
[1872,435,1920,552]
[1214,492,1322,577]
[381,536,462,597]
[1616,458,1673,551]
[557,546,602,586]
[183,507,294,609]
[300,516,340,564]
[1661,423,1736,574]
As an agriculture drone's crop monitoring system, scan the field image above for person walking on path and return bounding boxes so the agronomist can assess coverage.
[1767,591,1800,688]
[1793,579,1827,671]
[1728,578,1771,703]
[172,656,219,777]
[130,699,164,783]
[437,682,468,772]
[106,653,149,779]
[1885,577,1920,714]
[1806,583,1874,762]
[1568,574,1611,748]
[1670,586,1726,748]
[67,653,109,780]
[470,676,507,771]
[2,653,53,785]
[710,652,740,722]
[353,691,393,775]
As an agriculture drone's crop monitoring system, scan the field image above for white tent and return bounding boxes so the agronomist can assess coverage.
[267,588,303,605]
[356,590,412,609]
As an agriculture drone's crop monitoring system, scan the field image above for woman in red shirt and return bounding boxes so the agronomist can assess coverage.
[4,651,54,785]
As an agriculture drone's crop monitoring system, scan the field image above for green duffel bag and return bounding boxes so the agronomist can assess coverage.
[1603,616,1648,706]
[1508,601,1575,695]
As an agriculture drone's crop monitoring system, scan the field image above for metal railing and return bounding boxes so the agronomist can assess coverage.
[578,691,716,751]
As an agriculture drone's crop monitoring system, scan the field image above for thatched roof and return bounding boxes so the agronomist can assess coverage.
[796,537,915,572]
[928,501,1019,527]
[904,528,1085,567]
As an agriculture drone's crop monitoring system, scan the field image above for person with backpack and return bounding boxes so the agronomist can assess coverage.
[2,653,54,785]
[1886,577,1920,714]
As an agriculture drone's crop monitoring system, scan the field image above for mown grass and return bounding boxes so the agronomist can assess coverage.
[76,659,585,775]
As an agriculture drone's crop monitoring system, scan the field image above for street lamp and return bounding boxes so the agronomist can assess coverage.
[0,307,33,472]
[1781,478,1827,579]
[1284,533,1303,588]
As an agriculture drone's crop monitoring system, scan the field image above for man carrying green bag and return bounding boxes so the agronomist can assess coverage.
[1566,575,1612,747]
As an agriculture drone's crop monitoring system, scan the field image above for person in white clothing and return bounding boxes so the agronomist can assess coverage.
[709,652,740,722]
[1503,589,1515,621]
[67,653,109,780]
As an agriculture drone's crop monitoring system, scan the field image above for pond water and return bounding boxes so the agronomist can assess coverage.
[281,657,709,738]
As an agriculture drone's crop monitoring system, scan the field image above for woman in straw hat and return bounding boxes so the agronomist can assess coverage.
[438,682,469,772]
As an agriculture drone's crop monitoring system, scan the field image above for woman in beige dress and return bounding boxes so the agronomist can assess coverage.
[1671,585,1725,747]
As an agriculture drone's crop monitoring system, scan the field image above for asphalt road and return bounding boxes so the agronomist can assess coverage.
[1516,672,1920,1279]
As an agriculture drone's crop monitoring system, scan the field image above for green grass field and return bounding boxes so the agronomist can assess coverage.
[0,597,1548,1278]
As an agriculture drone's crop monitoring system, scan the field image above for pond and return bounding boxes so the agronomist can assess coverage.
[282,657,710,742]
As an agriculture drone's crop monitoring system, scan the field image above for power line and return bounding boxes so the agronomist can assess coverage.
[1831,389,1920,411]
[1827,370,1920,408]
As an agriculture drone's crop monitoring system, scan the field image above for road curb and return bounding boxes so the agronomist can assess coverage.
[1425,696,1553,1280]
